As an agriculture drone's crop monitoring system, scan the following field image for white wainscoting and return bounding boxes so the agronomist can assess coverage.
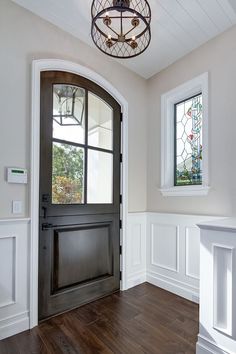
[126,213,146,289]
[146,213,220,302]
[0,213,220,340]
[0,219,30,340]
[127,212,220,303]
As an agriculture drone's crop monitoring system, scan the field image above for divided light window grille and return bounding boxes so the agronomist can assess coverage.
[174,93,203,187]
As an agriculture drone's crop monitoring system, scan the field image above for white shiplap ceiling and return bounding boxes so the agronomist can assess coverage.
[12,0,236,78]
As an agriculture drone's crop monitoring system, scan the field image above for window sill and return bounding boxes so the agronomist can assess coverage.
[159,185,210,197]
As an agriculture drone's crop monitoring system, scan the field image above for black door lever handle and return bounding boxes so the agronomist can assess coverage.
[42,223,53,230]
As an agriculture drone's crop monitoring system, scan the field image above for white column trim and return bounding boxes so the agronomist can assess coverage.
[30,59,129,328]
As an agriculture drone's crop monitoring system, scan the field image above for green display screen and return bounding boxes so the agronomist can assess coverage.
[12,170,25,174]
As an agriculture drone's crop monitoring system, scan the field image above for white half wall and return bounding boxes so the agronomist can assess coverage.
[197,219,236,354]
[0,219,30,340]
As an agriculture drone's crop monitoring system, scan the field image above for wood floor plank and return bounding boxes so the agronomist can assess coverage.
[52,312,114,354]
[87,318,144,354]
[0,283,199,354]
[0,331,50,354]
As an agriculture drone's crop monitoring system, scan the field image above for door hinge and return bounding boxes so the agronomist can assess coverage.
[120,112,123,122]
[120,194,122,204]
[120,219,122,229]
[120,245,122,255]
[120,153,123,163]
[120,271,122,281]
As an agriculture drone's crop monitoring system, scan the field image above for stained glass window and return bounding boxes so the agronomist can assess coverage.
[174,93,203,186]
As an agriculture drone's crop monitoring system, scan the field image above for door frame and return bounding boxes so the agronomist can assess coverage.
[30,59,128,328]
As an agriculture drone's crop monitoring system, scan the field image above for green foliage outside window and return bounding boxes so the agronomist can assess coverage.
[52,143,84,204]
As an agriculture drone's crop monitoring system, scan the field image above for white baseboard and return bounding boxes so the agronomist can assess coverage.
[146,271,199,303]
[197,335,231,354]
[0,312,29,340]
[126,271,146,289]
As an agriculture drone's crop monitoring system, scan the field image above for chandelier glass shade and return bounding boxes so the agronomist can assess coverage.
[91,0,151,59]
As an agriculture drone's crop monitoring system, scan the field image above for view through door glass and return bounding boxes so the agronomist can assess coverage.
[39,71,121,320]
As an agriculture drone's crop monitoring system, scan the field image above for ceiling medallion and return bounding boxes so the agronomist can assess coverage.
[91,0,151,59]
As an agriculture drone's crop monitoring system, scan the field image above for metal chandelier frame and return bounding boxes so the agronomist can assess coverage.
[91,0,151,59]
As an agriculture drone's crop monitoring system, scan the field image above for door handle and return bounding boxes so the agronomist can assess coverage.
[42,206,47,219]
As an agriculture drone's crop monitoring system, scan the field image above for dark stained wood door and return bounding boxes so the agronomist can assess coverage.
[39,71,121,320]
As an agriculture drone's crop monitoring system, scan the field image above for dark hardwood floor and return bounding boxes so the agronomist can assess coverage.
[0,283,199,354]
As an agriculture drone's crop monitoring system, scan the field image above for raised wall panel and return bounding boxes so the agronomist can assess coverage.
[146,213,221,303]
[132,224,142,266]
[0,236,16,307]
[0,219,30,340]
[213,245,233,336]
[185,227,200,280]
[126,213,146,289]
[151,224,179,272]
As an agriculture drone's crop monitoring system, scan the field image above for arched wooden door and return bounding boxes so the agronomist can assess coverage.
[39,71,121,320]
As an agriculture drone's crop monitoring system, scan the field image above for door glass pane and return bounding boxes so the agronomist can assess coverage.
[52,142,84,204]
[87,149,113,204]
[53,84,85,144]
[88,92,113,150]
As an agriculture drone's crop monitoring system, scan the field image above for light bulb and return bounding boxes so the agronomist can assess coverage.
[108,34,112,40]
[103,12,112,26]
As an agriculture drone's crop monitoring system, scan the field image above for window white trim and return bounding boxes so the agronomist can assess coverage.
[160,72,209,197]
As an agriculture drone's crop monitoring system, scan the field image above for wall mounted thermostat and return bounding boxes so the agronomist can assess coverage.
[7,168,28,184]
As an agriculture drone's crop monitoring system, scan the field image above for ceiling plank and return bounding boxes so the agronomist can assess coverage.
[197,0,232,32]
[219,0,236,24]
[154,0,198,51]
[158,0,207,45]
[177,0,219,38]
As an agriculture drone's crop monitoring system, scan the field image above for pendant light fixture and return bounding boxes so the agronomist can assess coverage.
[53,85,85,126]
[91,0,151,59]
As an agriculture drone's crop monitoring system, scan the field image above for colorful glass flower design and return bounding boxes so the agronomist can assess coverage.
[175,94,202,186]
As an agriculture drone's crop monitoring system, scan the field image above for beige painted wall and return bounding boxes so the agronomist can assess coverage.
[147,25,236,216]
[2,0,236,218]
[0,0,148,218]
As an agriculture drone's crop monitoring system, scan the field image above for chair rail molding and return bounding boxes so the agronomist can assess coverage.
[31,59,129,329]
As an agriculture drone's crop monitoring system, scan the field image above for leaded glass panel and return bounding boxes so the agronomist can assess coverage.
[175,94,203,186]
